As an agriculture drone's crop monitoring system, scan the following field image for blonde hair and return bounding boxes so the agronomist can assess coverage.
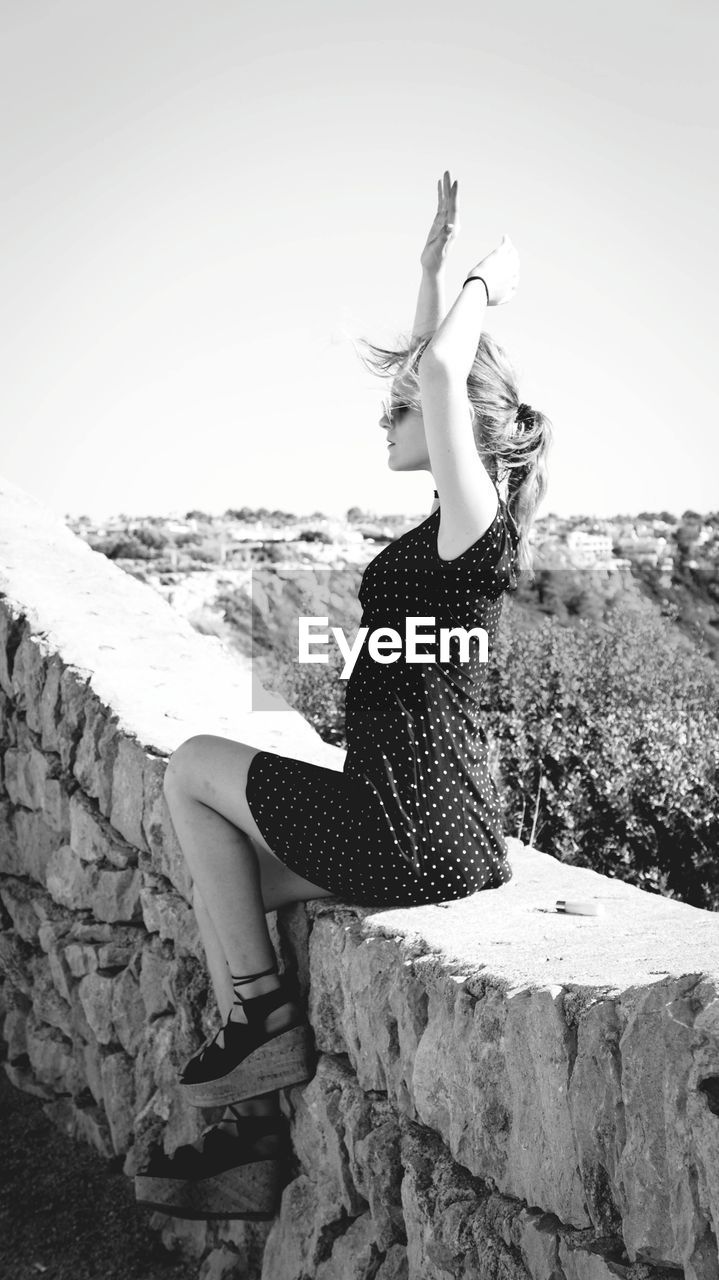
[357,330,552,574]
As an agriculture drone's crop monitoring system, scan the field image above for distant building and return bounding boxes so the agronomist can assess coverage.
[614,531,668,568]
[566,530,613,557]
[565,530,617,568]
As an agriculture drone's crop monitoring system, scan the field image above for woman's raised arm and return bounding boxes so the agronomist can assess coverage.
[411,171,460,340]
[417,233,521,557]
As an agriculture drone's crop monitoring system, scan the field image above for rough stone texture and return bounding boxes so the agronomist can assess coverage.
[198,1246,251,1280]
[1,475,719,1280]
[45,844,142,921]
[303,874,719,1275]
[69,789,136,868]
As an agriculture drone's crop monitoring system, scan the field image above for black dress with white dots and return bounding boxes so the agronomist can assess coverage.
[245,485,520,906]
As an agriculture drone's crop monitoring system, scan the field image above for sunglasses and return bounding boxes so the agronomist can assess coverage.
[382,399,415,423]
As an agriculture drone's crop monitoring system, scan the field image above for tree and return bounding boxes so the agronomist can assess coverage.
[225,507,255,520]
[136,526,168,550]
[299,529,333,544]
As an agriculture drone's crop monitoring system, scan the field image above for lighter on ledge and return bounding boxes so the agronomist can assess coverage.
[555,900,603,916]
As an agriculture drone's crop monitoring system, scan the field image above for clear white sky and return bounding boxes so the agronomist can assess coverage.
[1,0,717,522]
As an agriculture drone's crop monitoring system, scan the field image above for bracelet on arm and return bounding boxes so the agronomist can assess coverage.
[462,275,490,305]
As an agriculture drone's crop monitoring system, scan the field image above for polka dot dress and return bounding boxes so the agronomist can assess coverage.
[246,487,520,907]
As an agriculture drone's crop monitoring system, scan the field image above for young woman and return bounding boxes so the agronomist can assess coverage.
[134,170,552,1219]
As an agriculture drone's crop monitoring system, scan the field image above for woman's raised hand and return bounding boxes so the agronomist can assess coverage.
[420,170,460,274]
[468,234,520,306]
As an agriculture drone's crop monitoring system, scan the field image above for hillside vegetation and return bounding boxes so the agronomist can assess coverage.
[252,575,719,912]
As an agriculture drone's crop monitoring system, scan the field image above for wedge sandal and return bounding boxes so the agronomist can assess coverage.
[178,979,315,1109]
[134,1111,287,1220]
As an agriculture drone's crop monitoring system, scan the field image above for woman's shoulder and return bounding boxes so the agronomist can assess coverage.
[433,494,520,599]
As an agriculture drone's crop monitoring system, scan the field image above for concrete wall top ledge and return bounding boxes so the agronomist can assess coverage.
[0,475,337,764]
[304,840,719,996]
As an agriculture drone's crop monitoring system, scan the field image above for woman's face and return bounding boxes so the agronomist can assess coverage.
[380,379,431,473]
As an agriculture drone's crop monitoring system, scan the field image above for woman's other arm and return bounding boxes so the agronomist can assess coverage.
[411,171,459,340]
[411,269,446,341]
[423,232,518,373]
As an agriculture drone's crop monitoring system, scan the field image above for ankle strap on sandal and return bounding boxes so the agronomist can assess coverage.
[233,983,291,1025]
[230,963,278,987]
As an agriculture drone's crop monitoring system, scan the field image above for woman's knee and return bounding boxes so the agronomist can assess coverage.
[163,735,212,801]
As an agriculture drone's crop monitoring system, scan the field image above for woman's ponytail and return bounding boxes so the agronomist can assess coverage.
[506,408,552,573]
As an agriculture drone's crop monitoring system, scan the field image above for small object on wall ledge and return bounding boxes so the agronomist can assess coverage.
[555,900,603,916]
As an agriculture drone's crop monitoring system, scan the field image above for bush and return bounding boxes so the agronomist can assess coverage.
[135,526,169,550]
[296,529,333,544]
[264,636,348,747]
[260,543,288,564]
[98,536,153,560]
[484,601,719,909]
[266,589,719,910]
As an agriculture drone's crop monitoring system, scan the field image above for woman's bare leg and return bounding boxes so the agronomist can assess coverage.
[192,885,234,1018]
[164,733,335,1097]
[192,884,277,1119]
[164,735,334,1005]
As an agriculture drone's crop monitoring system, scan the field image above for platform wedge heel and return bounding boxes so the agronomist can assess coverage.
[178,972,315,1109]
[134,1110,287,1220]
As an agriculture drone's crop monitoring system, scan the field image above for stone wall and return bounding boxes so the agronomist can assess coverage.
[1,475,718,1280]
